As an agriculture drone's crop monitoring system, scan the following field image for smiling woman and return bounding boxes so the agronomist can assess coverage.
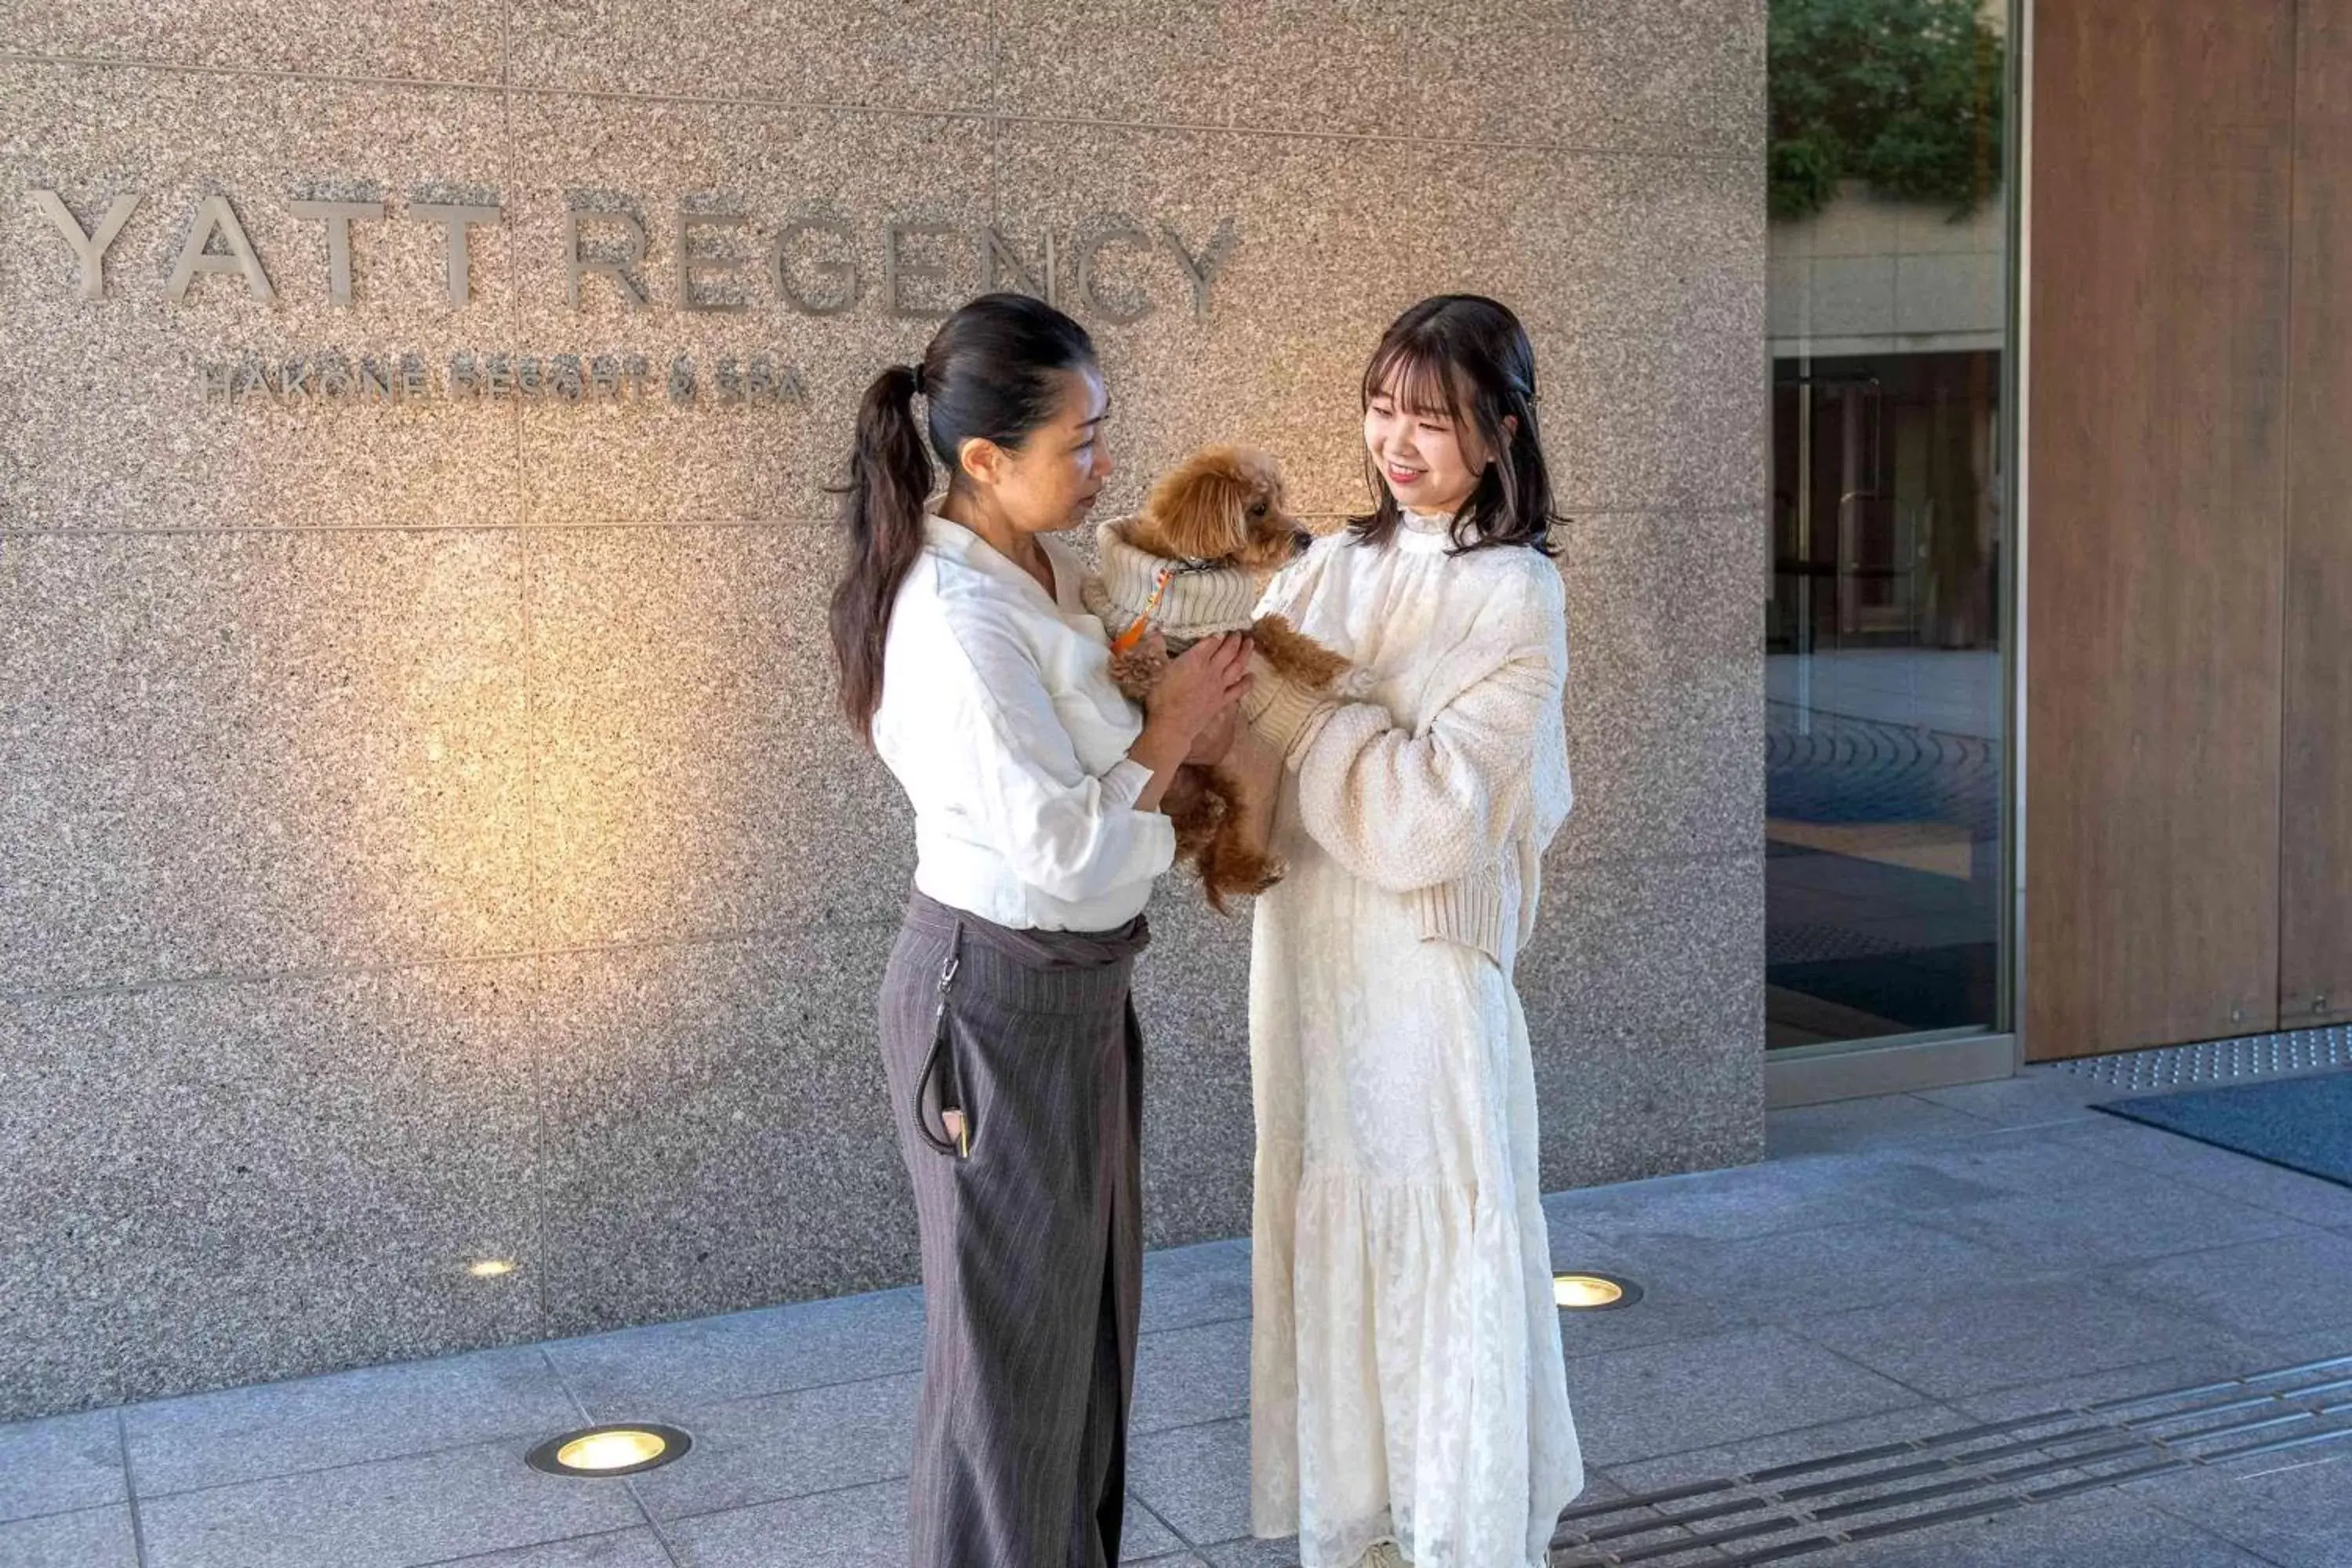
[1238,294,1581,1568]
[1350,292,1559,557]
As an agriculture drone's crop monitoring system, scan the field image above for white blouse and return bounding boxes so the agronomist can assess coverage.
[871,509,1176,932]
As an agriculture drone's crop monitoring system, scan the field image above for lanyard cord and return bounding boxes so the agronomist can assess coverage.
[1109,563,1181,655]
[1109,558,1226,655]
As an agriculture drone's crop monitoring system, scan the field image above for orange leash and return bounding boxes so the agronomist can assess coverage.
[1109,564,1181,655]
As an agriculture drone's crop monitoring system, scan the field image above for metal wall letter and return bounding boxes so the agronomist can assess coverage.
[27,190,140,300]
[167,194,275,304]
[885,223,962,320]
[771,219,857,316]
[273,358,314,404]
[1160,221,1237,322]
[411,203,500,308]
[982,227,1057,306]
[566,209,648,310]
[1076,224,1154,325]
[290,199,386,308]
[676,209,750,314]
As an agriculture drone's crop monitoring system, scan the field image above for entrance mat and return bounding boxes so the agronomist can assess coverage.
[2092,1069,2352,1189]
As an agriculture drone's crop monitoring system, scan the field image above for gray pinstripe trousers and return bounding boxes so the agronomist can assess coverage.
[879,889,1152,1568]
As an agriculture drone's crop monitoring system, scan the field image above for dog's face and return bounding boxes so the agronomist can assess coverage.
[1131,446,1309,574]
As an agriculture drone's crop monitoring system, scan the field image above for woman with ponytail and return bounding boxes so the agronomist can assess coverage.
[836,292,1251,1568]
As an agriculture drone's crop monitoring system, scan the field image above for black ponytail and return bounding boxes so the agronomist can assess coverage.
[830,364,933,742]
[829,292,1097,743]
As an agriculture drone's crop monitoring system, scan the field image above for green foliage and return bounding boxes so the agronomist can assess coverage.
[1769,0,2006,223]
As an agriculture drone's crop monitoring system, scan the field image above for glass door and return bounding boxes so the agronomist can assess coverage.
[1764,0,2013,1049]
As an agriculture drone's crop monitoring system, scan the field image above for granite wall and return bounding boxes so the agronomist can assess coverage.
[0,1,1768,1419]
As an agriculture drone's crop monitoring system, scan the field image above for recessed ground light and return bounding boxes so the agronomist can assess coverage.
[525,1424,692,1479]
[467,1258,518,1278]
[1554,1272,1643,1310]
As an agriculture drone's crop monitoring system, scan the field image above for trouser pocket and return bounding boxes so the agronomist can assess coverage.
[913,931,971,1159]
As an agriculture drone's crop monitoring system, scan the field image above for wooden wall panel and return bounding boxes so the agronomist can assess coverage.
[2026,0,2295,1059]
[2282,0,2352,1028]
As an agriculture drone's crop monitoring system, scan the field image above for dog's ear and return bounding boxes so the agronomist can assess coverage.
[1151,450,1255,561]
[1231,448,1292,535]
[1258,462,1292,530]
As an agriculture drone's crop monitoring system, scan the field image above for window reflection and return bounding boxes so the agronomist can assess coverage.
[1765,0,2009,1046]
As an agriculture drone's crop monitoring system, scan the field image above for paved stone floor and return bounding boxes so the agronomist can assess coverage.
[5,1068,2350,1567]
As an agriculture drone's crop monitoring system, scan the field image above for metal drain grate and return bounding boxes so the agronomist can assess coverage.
[2056,1025,2352,1091]
[1550,1353,2352,1566]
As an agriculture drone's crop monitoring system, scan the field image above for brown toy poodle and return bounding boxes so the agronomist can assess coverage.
[1084,445,1351,911]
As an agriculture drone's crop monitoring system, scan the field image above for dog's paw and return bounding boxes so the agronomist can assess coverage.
[1107,644,1167,701]
[1221,854,1287,898]
[1252,614,1356,694]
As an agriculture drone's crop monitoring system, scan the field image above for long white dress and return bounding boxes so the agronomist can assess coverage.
[1247,508,1583,1568]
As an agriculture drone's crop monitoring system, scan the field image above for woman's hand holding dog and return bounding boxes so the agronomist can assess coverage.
[1152,632,1254,735]
[1129,632,1254,811]
[1185,703,1240,765]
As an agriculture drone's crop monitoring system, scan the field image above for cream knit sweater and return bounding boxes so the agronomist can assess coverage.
[1242,510,1572,965]
[1081,515,1266,648]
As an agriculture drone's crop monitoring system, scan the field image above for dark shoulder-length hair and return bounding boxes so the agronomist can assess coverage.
[827,292,1097,746]
[1350,294,1561,557]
